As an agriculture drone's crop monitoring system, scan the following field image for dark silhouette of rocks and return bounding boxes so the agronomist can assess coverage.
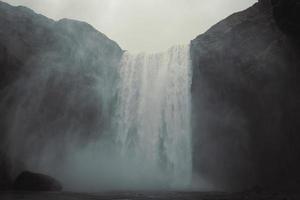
[13,171,62,191]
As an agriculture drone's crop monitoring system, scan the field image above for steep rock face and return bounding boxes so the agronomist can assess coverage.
[0,1,123,188]
[191,0,300,190]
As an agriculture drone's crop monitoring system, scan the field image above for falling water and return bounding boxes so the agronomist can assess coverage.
[114,45,192,189]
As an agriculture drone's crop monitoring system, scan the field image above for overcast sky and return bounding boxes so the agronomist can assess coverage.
[3,0,257,52]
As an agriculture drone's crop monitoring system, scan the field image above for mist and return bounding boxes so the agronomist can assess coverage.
[2,0,300,198]
[0,2,201,190]
[0,0,258,191]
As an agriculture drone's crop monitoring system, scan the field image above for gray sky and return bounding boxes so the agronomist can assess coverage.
[3,0,257,52]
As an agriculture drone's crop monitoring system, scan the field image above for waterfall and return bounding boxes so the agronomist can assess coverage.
[114,45,192,189]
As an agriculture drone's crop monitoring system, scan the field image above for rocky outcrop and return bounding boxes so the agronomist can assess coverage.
[0,1,123,188]
[13,171,62,191]
[191,0,300,191]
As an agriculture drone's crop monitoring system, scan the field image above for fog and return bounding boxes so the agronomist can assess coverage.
[3,0,256,52]
[0,0,261,192]
[0,5,198,189]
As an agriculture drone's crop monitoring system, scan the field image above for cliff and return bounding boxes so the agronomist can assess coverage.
[0,1,123,188]
[191,0,300,190]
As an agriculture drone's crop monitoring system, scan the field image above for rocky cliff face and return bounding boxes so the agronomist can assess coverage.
[191,0,300,191]
[0,1,123,188]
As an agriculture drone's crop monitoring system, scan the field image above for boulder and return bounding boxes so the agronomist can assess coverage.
[13,171,62,191]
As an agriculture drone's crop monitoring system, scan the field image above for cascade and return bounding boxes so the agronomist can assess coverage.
[114,45,193,188]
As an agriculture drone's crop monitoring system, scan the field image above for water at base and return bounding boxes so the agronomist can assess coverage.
[113,45,193,189]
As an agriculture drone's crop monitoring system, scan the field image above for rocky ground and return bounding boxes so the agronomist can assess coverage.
[0,191,299,200]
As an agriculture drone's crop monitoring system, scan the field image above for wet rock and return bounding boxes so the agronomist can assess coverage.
[13,171,62,191]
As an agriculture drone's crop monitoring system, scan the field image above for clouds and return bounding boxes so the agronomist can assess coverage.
[3,0,257,52]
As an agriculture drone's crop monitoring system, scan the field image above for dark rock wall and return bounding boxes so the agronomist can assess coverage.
[0,1,123,188]
[191,0,300,190]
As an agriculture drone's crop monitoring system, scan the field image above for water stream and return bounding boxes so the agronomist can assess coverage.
[114,45,192,188]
